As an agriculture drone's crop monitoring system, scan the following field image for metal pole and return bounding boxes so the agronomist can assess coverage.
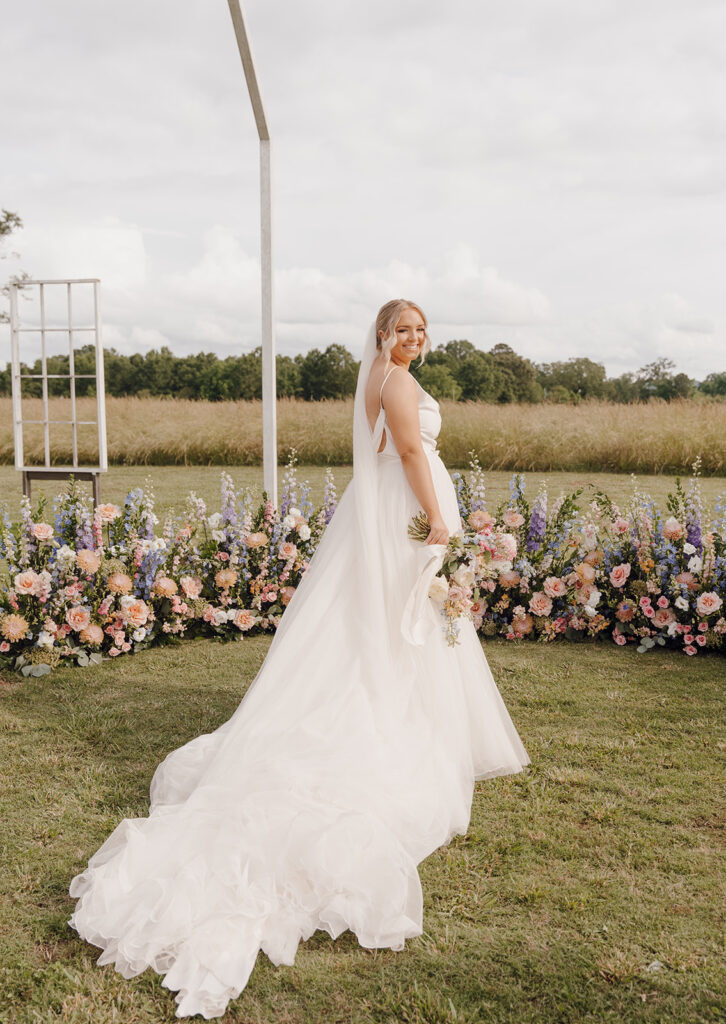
[227,0,277,507]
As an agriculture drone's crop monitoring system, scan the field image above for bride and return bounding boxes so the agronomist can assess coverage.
[68,299,531,1019]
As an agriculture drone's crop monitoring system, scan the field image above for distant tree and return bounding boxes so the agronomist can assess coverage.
[416,363,462,401]
[455,351,501,401]
[635,358,693,400]
[299,344,357,400]
[538,357,607,399]
[489,343,543,403]
[1,208,31,325]
[699,372,726,397]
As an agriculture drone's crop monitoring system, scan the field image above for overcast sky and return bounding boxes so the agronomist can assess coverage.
[2,0,724,378]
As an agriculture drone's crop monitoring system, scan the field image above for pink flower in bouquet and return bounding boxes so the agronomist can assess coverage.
[613,630,627,646]
[529,592,553,617]
[153,576,178,597]
[544,576,567,599]
[684,645,697,656]
[65,606,91,632]
[698,621,708,632]
[107,572,133,595]
[280,586,296,606]
[180,576,203,599]
[79,623,104,646]
[499,570,521,589]
[76,548,101,574]
[613,517,629,534]
[468,509,495,532]
[695,634,707,646]
[278,541,298,562]
[696,592,723,617]
[656,595,670,609]
[675,571,698,592]
[1,614,29,642]
[14,570,41,595]
[0,641,10,652]
[31,522,54,542]
[653,607,676,628]
[512,612,534,636]
[120,598,150,629]
[232,609,255,631]
[662,516,685,541]
[683,632,694,644]
[609,564,631,588]
[503,509,525,529]
[215,568,238,590]
[639,596,652,609]
[97,503,121,523]
[495,533,518,561]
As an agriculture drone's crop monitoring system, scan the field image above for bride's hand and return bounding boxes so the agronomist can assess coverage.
[425,516,449,546]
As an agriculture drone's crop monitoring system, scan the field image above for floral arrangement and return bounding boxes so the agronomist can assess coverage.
[0,452,724,677]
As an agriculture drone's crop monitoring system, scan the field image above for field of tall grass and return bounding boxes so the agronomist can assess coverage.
[1,396,724,474]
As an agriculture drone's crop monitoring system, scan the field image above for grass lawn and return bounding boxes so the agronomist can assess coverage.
[1,638,724,1023]
[1,465,724,524]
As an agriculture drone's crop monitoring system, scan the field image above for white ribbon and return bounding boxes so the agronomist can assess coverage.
[400,543,447,646]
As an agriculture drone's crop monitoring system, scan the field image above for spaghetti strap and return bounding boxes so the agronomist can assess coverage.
[379,364,398,403]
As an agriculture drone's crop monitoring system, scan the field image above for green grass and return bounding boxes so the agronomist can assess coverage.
[1,465,725,524]
[1,638,724,1023]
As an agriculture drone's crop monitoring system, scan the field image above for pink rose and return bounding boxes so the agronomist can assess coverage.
[656,595,669,609]
[31,522,54,542]
[495,533,518,561]
[662,516,684,541]
[543,576,567,599]
[278,541,298,562]
[97,503,121,523]
[695,634,707,647]
[696,592,723,617]
[613,517,629,534]
[65,605,91,632]
[232,609,255,631]
[503,509,525,529]
[684,645,697,656]
[14,570,41,596]
[609,564,631,588]
[468,509,494,532]
[652,607,676,628]
[613,631,627,646]
[119,598,150,629]
[528,592,553,617]
[180,576,203,599]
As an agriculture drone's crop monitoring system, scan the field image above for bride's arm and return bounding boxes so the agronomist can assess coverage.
[382,371,449,546]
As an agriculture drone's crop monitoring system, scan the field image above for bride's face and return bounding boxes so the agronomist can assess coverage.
[383,308,426,366]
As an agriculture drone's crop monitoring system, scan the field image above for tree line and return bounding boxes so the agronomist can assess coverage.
[1,340,723,403]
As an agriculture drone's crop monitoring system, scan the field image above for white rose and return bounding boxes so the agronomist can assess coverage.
[282,515,296,531]
[212,530,226,542]
[428,575,449,604]
[56,544,76,566]
[683,542,696,555]
[675,596,689,611]
[452,564,475,588]
[133,627,146,642]
[288,506,300,517]
[585,588,601,610]
[687,555,703,572]
[37,630,55,649]
[207,512,222,529]
[298,524,311,541]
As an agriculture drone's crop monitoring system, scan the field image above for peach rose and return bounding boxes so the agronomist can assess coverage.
[231,609,255,631]
[244,532,269,549]
[280,586,296,606]
[107,572,133,595]
[696,592,723,617]
[653,607,676,628]
[76,548,101,574]
[79,623,104,646]
[529,592,553,617]
[215,568,238,590]
[14,570,41,595]
[277,542,298,562]
[153,576,178,597]
[65,605,91,632]
[180,575,203,599]
[675,571,699,592]
[97,503,121,523]
[1,614,29,641]
[468,509,495,532]
[543,576,567,599]
[498,570,521,589]
[120,597,150,628]
[609,563,631,588]
[662,516,684,541]
[31,522,54,542]
[574,562,596,584]
[512,612,534,636]
[503,509,525,529]
[615,600,635,622]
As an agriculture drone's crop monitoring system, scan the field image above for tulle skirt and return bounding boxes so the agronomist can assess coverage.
[68,449,530,1019]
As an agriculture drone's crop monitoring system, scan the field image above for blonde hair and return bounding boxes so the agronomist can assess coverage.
[375,299,430,366]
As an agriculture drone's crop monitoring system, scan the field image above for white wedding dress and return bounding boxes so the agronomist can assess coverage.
[68,325,530,1019]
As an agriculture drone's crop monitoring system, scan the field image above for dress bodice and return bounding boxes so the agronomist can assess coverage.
[375,368,441,460]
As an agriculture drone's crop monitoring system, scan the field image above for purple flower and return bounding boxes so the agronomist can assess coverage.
[526,493,547,553]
